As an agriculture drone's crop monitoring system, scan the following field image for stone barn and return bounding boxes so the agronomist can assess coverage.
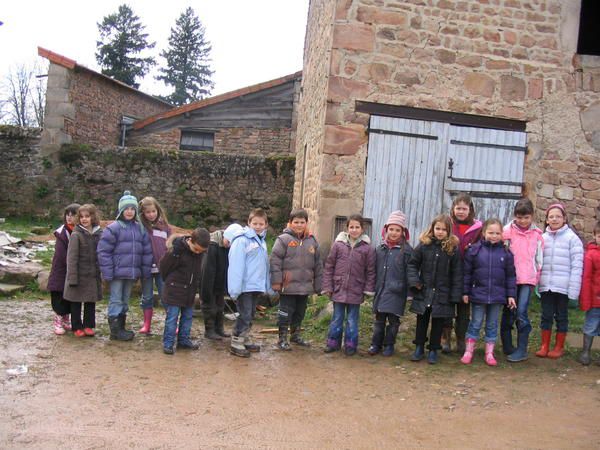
[294,0,600,250]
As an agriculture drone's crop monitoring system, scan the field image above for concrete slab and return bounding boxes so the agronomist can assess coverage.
[0,283,25,296]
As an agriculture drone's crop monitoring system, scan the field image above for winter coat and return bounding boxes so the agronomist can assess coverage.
[372,241,413,316]
[453,219,482,258]
[227,227,273,300]
[144,220,171,274]
[539,224,584,300]
[97,220,153,281]
[408,239,463,318]
[503,221,544,286]
[201,230,231,304]
[463,240,517,304]
[270,228,323,295]
[63,225,103,303]
[47,225,72,292]
[580,242,600,311]
[160,236,204,308]
[322,232,376,305]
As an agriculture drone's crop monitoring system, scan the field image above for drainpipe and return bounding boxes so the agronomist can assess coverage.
[120,116,136,148]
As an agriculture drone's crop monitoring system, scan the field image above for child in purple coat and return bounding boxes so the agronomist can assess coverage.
[98,191,152,341]
[461,218,516,366]
[322,214,376,356]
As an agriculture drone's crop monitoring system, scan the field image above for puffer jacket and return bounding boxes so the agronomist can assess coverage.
[372,241,413,316]
[144,220,171,274]
[270,228,323,295]
[539,224,583,300]
[503,221,544,285]
[453,219,482,258]
[463,240,517,304]
[580,242,600,311]
[47,224,72,292]
[160,236,204,308]
[97,220,152,281]
[63,225,103,303]
[227,227,273,300]
[322,232,376,305]
[408,239,463,318]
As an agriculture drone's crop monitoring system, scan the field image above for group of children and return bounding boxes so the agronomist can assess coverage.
[47,190,599,366]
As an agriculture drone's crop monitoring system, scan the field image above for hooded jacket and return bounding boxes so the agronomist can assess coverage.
[143,219,171,274]
[63,225,103,303]
[453,219,483,258]
[160,236,204,308]
[47,224,73,292]
[463,240,517,304]
[580,242,600,311]
[97,220,153,281]
[227,227,273,300]
[503,221,544,285]
[373,240,413,316]
[539,224,583,300]
[322,232,376,305]
[270,228,323,295]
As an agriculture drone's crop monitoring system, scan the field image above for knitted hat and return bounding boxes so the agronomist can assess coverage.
[223,223,244,243]
[117,190,139,219]
[382,210,410,240]
[545,203,568,222]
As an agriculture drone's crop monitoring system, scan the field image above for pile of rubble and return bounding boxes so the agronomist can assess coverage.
[0,231,49,295]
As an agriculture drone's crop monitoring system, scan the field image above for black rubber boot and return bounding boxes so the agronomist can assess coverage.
[108,316,134,341]
[578,334,594,366]
[290,327,310,347]
[277,327,291,351]
[204,321,222,341]
[230,335,250,358]
[215,312,230,338]
[118,314,135,340]
[411,345,425,361]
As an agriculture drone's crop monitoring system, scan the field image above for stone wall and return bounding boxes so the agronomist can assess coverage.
[0,127,295,231]
[42,62,171,154]
[296,0,600,244]
[128,126,294,156]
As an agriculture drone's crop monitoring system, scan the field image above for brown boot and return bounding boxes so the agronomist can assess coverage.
[547,332,566,359]
[535,329,552,357]
[441,327,452,354]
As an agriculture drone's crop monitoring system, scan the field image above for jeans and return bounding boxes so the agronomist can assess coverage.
[70,302,96,330]
[233,292,260,337]
[163,305,194,349]
[108,279,135,318]
[371,312,400,348]
[141,274,164,310]
[413,307,445,350]
[501,284,532,336]
[583,308,600,336]
[540,291,569,333]
[327,302,360,349]
[277,294,308,329]
[466,303,502,343]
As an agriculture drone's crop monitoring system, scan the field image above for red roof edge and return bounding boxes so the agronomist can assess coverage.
[132,70,303,131]
[38,46,76,70]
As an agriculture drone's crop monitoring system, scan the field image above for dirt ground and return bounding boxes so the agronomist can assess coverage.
[1,298,599,449]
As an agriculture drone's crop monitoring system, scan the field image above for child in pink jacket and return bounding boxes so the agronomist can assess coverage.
[500,198,543,362]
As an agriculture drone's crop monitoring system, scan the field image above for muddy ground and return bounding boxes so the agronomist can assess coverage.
[1,298,599,449]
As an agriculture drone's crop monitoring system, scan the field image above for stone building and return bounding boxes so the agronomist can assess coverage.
[294,0,600,250]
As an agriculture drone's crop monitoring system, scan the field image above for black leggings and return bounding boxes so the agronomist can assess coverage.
[69,302,96,330]
[51,291,70,316]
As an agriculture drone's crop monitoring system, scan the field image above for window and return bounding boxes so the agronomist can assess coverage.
[180,130,214,151]
[578,0,600,56]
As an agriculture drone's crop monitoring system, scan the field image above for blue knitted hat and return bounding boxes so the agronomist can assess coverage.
[117,190,139,219]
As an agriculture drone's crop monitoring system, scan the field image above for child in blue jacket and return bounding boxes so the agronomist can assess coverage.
[227,208,274,357]
[461,218,516,366]
[98,191,152,341]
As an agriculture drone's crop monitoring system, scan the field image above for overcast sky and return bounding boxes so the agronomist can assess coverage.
[0,0,309,97]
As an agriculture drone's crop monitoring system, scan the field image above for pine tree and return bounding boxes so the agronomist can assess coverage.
[96,4,155,88]
[156,7,214,106]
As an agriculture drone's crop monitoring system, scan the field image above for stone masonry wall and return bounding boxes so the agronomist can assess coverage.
[0,127,295,231]
[42,62,171,154]
[297,0,600,244]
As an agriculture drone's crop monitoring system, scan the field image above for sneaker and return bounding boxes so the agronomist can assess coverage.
[83,328,95,337]
[53,315,66,335]
[277,340,292,351]
[367,345,381,356]
[244,343,261,353]
[163,347,175,355]
[73,329,86,338]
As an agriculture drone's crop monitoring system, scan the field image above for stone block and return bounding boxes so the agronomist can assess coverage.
[463,73,496,97]
[581,102,600,133]
[485,60,511,70]
[581,179,600,191]
[554,186,574,201]
[359,63,392,83]
[357,6,407,26]
[457,55,482,68]
[394,72,420,86]
[500,75,526,101]
[328,76,371,103]
[323,124,367,156]
[332,23,375,52]
[537,183,554,198]
[435,49,456,64]
[37,270,50,292]
[528,78,543,99]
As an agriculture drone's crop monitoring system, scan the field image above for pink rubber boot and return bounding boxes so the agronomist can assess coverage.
[485,342,497,366]
[460,338,476,364]
[53,315,66,335]
[61,314,72,331]
[138,308,153,334]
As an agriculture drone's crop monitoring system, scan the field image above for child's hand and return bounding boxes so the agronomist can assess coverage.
[271,283,281,292]
[507,297,516,309]
[462,295,469,304]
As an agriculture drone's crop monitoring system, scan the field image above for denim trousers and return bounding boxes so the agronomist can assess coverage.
[233,292,259,337]
[466,303,503,343]
[277,294,308,329]
[583,308,600,336]
[108,279,135,318]
[327,302,360,349]
[141,274,164,309]
[540,291,569,333]
[163,304,194,348]
[371,311,400,348]
[500,284,533,335]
